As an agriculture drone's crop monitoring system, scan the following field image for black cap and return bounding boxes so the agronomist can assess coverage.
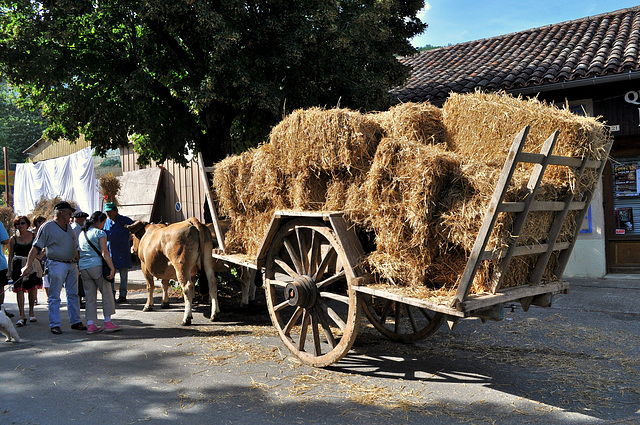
[73,211,89,218]
[54,201,76,212]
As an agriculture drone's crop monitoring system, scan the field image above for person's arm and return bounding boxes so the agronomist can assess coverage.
[2,236,9,277]
[21,245,42,278]
[6,236,15,277]
[99,236,115,280]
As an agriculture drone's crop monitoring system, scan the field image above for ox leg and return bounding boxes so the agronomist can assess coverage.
[240,268,257,307]
[142,268,155,312]
[161,280,171,309]
[177,271,194,326]
[205,259,219,322]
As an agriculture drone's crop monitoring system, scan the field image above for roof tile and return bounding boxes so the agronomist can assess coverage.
[393,6,640,102]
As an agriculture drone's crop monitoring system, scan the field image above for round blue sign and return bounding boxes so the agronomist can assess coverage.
[175,201,181,212]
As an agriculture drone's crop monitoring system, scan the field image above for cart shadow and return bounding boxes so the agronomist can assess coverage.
[326,326,637,421]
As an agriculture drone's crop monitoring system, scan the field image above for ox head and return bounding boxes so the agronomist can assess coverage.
[125,221,149,255]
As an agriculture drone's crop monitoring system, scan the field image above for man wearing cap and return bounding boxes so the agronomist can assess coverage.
[71,211,89,308]
[22,201,87,334]
[103,202,134,303]
[71,211,89,237]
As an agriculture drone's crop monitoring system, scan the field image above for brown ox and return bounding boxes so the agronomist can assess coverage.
[126,217,219,325]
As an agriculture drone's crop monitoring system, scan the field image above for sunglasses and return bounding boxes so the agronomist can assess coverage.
[14,222,26,227]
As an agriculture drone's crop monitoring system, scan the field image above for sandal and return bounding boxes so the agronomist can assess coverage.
[16,319,26,327]
[29,316,37,322]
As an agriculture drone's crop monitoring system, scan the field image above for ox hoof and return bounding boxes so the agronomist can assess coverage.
[161,302,170,309]
[142,305,154,312]
[182,318,192,326]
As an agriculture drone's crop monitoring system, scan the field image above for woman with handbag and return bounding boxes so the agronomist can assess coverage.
[78,211,120,334]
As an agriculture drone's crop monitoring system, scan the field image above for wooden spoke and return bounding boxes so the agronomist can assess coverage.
[283,237,304,275]
[319,291,350,303]
[274,258,299,279]
[274,299,291,312]
[316,270,346,290]
[298,310,310,351]
[379,299,393,324]
[319,300,347,331]
[296,227,309,274]
[269,279,289,288]
[406,305,419,333]
[315,305,337,349]
[362,297,444,343]
[312,248,337,281]
[310,313,322,356]
[419,307,435,323]
[309,231,320,277]
[284,306,303,335]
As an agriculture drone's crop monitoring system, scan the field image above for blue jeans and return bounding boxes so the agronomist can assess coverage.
[46,260,81,328]
[111,268,129,299]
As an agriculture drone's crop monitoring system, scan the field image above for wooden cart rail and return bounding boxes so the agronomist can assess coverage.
[451,126,612,310]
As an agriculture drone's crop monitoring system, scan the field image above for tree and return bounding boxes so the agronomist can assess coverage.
[0,80,47,164]
[0,0,425,166]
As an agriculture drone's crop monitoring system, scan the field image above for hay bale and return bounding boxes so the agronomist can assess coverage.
[370,102,450,147]
[214,108,382,256]
[269,107,384,175]
[362,137,463,286]
[443,91,607,162]
[212,149,257,220]
[443,91,608,192]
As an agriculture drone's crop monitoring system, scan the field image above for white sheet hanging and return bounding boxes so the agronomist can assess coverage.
[14,148,102,216]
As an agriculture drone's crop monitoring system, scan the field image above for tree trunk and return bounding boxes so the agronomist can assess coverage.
[198,104,237,165]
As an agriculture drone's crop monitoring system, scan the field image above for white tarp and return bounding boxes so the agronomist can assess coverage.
[14,147,102,216]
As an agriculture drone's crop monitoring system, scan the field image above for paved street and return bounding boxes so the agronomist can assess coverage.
[1,274,639,424]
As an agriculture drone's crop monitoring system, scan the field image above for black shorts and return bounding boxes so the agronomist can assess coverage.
[0,271,7,287]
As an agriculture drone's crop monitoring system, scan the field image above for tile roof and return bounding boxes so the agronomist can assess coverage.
[392,6,640,103]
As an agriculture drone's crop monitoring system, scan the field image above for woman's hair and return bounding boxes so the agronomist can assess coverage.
[13,215,31,228]
[33,216,46,227]
[83,211,107,232]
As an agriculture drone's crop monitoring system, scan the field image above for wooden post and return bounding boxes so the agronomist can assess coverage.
[3,147,8,206]
[197,152,226,252]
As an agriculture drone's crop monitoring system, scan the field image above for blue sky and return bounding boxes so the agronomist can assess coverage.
[411,1,640,48]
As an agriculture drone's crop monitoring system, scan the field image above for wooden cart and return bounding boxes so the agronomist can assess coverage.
[198,126,612,367]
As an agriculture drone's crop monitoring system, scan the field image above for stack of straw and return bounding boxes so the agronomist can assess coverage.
[212,92,608,296]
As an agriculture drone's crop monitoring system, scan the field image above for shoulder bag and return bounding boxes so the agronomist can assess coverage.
[82,230,114,283]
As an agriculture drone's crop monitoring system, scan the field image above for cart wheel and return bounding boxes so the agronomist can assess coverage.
[362,296,444,343]
[265,219,361,367]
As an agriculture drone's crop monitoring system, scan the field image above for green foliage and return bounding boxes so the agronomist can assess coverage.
[417,44,443,51]
[99,158,121,167]
[0,0,425,165]
[0,80,47,164]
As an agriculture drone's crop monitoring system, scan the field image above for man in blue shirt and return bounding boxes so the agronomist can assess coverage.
[0,221,12,317]
[103,202,134,303]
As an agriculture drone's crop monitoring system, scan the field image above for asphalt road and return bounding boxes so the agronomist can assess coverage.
[1,276,639,425]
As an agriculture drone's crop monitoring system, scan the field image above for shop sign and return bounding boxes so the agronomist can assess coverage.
[624,90,640,126]
[614,163,640,197]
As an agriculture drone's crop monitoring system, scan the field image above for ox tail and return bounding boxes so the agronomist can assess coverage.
[187,217,213,297]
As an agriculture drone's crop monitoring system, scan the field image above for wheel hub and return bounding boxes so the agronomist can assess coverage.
[285,275,317,308]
